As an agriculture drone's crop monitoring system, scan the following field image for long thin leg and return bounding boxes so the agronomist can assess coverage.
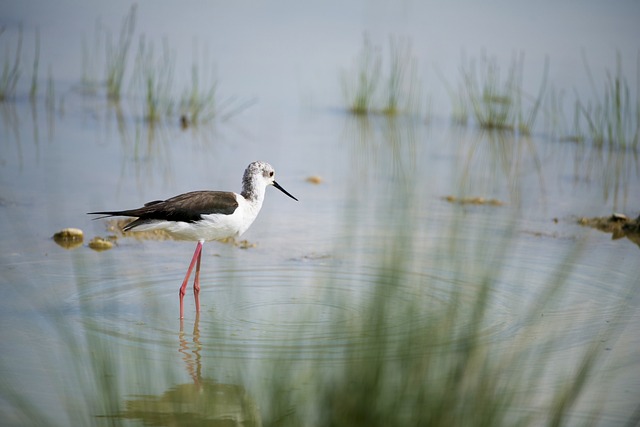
[193,240,203,313]
[179,241,203,319]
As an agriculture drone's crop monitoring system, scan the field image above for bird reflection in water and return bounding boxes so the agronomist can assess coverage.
[118,314,262,426]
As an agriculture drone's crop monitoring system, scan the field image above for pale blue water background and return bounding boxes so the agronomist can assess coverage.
[1,1,639,425]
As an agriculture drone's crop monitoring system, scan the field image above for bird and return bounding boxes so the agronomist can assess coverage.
[88,161,298,318]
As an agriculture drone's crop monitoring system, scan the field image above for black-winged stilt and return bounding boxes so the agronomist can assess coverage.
[89,161,298,318]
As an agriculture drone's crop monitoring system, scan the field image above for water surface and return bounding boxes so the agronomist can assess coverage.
[1,1,639,426]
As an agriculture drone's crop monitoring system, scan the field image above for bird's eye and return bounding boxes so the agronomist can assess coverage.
[269,171,274,177]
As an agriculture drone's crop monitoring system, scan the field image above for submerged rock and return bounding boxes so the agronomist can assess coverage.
[53,228,84,249]
[88,236,115,251]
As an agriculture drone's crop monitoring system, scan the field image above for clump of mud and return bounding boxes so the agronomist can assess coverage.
[88,236,116,251]
[306,175,323,184]
[577,213,640,248]
[53,228,84,249]
[443,195,504,206]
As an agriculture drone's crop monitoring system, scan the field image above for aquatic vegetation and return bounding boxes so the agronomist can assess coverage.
[542,53,639,149]
[133,37,175,123]
[178,53,219,125]
[437,66,469,125]
[130,39,252,125]
[82,7,247,126]
[80,19,104,95]
[460,52,548,134]
[1,11,637,427]
[0,26,22,102]
[255,195,618,426]
[177,46,257,126]
[45,65,55,112]
[576,53,639,149]
[105,5,136,101]
[0,25,47,106]
[382,37,421,115]
[3,170,633,426]
[341,35,381,115]
[29,28,40,101]
[341,35,421,116]
[449,84,469,125]
[542,85,584,142]
[461,52,517,130]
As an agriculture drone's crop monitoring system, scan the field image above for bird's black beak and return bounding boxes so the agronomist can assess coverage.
[273,181,298,201]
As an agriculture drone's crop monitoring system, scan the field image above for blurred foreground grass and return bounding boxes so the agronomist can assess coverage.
[1,163,636,427]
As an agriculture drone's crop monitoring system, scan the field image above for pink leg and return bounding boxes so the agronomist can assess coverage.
[179,241,203,319]
[193,242,202,313]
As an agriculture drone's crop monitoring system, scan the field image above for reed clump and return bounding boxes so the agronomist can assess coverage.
[105,5,136,101]
[83,6,246,126]
[342,35,422,116]
[29,28,40,101]
[458,52,547,134]
[258,215,617,426]
[576,53,639,149]
[179,63,218,125]
[0,25,23,102]
[0,25,51,110]
[133,37,175,123]
[177,45,254,126]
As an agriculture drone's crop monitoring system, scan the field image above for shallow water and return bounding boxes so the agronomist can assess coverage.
[1,1,640,426]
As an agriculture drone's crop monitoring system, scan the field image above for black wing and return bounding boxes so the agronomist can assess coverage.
[88,191,239,224]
